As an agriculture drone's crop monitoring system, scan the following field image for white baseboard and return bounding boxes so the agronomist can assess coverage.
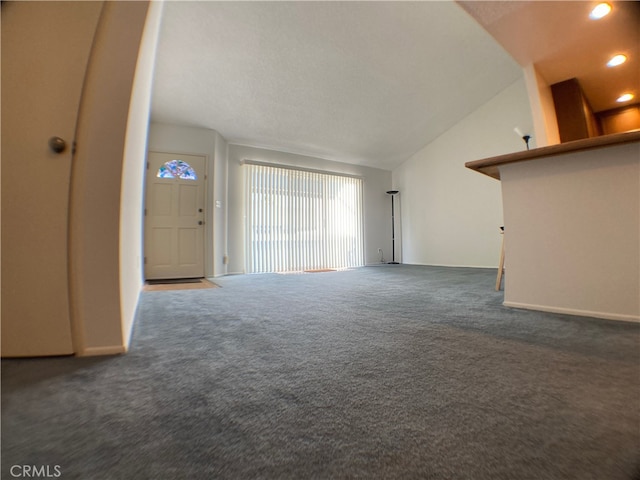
[393,262,498,269]
[366,263,501,269]
[122,288,143,353]
[122,319,135,353]
[78,345,126,357]
[503,301,640,323]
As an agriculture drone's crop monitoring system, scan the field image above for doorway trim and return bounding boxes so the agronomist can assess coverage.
[144,150,209,280]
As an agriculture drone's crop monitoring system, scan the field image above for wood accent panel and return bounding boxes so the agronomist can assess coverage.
[465,130,640,180]
[551,78,601,143]
[598,104,640,135]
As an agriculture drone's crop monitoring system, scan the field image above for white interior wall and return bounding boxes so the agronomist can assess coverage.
[213,131,229,276]
[501,142,639,321]
[393,77,534,268]
[226,145,392,273]
[147,123,227,277]
[70,1,152,355]
[523,63,560,147]
[119,2,164,350]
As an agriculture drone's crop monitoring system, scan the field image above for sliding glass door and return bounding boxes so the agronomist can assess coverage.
[245,163,364,273]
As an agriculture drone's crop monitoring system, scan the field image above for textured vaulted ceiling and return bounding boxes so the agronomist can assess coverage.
[150,1,522,170]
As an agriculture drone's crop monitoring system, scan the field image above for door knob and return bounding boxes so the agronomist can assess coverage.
[198,221,203,225]
[48,136,67,154]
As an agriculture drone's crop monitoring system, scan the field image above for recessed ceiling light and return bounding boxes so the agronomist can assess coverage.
[607,54,627,67]
[616,93,634,103]
[590,3,612,19]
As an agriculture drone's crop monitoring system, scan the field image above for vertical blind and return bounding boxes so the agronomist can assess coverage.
[245,163,364,273]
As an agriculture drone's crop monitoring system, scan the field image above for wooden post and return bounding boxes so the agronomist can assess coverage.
[496,228,505,291]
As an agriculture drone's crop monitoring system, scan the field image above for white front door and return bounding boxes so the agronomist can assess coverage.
[145,152,206,279]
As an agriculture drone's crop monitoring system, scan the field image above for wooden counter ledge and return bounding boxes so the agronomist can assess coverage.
[465,130,640,180]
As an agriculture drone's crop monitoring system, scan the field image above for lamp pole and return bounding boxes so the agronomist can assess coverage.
[386,190,399,264]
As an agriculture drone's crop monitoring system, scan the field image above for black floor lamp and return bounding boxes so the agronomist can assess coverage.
[386,190,400,264]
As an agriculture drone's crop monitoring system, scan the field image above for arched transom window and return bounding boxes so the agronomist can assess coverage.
[156,159,197,180]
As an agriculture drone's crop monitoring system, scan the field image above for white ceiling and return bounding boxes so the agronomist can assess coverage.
[150,1,523,170]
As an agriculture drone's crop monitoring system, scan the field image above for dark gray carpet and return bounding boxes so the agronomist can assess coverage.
[2,265,639,479]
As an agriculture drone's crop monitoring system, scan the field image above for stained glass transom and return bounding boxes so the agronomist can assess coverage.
[157,159,197,180]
